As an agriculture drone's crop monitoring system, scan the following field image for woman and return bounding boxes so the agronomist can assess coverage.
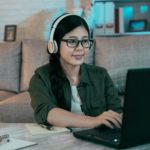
[29,13,122,129]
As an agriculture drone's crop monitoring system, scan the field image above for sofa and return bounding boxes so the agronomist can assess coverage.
[0,35,150,123]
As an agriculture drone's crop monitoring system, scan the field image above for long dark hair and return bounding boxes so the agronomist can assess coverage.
[49,14,90,108]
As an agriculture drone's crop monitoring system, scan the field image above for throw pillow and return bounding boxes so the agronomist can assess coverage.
[95,35,150,94]
[0,42,21,92]
[20,39,49,91]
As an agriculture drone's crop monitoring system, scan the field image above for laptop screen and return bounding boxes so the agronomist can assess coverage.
[120,68,150,147]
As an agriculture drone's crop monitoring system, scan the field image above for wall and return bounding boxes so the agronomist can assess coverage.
[0,0,68,41]
[2,0,148,42]
[0,0,91,42]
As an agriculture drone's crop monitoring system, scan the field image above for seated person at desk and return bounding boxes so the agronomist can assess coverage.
[29,14,122,129]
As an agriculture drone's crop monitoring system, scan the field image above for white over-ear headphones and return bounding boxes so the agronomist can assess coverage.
[48,13,73,54]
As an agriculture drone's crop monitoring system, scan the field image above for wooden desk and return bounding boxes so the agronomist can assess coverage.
[0,123,150,150]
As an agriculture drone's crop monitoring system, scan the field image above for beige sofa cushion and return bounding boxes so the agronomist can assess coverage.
[0,42,21,92]
[0,91,35,123]
[20,39,49,91]
[95,35,150,93]
[0,91,16,101]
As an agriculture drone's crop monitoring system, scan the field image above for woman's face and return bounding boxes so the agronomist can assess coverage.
[59,26,89,67]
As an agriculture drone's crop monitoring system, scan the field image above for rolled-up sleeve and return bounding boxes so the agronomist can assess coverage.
[28,72,58,124]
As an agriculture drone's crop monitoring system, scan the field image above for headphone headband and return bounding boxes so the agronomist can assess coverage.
[48,14,73,54]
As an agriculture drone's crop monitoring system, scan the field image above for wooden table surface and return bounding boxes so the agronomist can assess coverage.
[0,123,150,150]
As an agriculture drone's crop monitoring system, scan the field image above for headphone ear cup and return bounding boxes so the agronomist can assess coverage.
[53,40,58,53]
[48,41,55,54]
[48,40,58,54]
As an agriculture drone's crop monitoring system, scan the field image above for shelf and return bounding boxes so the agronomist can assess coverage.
[94,31,150,37]
[93,0,150,36]
[95,0,150,3]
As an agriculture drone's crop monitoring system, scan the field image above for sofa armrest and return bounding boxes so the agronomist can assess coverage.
[0,91,35,123]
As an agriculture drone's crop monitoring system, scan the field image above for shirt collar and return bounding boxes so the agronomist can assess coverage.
[79,63,91,85]
[52,62,91,85]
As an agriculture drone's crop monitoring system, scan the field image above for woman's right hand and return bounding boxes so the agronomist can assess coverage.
[47,108,122,129]
[92,110,122,129]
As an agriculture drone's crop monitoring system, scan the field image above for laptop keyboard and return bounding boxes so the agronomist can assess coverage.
[89,127,121,141]
[75,126,121,144]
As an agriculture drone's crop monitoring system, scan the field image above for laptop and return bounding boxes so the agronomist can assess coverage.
[73,68,150,149]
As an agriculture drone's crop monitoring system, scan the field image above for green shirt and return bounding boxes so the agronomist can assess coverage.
[29,63,122,124]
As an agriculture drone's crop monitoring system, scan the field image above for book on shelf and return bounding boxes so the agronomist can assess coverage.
[105,2,115,34]
[93,1,125,35]
[94,2,105,34]
[94,2,115,35]
[115,7,125,34]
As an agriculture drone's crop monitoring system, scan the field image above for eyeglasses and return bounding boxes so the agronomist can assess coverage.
[61,39,94,48]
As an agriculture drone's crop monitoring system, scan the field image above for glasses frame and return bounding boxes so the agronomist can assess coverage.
[61,39,94,48]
